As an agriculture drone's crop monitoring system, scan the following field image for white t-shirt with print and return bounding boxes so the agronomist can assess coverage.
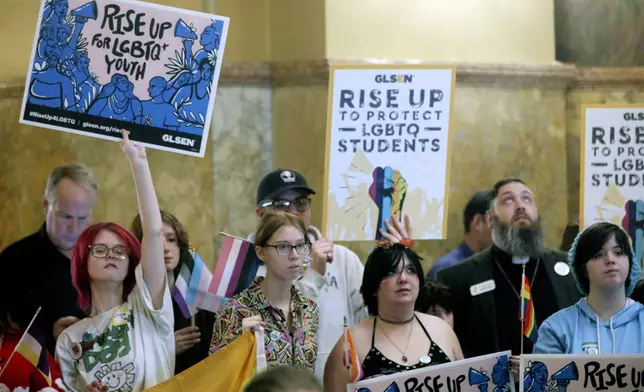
[56,265,175,392]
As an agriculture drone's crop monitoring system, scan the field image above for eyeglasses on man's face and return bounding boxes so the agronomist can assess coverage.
[89,244,128,260]
[259,197,311,213]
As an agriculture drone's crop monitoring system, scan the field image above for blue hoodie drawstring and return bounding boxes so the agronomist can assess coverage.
[610,318,615,354]
[594,299,631,354]
[595,315,601,354]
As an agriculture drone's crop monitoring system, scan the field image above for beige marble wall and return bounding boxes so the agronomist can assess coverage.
[0,87,216,263]
[212,85,273,255]
[271,63,575,272]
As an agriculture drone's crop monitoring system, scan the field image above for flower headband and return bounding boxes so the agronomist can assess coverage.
[567,223,640,296]
[375,238,415,249]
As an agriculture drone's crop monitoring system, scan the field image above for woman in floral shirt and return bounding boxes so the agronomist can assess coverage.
[210,211,319,370]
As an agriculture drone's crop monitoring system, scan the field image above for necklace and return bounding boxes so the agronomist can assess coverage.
[493,256,540,298]
[378,314,415,325]
[377,317,414,363]
[109,94,129,115]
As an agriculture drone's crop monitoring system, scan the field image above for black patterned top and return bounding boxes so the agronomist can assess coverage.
[361,314,451,379]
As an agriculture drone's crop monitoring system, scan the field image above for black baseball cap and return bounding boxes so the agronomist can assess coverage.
[256,169,316,205]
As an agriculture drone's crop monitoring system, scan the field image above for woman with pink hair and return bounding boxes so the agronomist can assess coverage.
[55,130,174,392]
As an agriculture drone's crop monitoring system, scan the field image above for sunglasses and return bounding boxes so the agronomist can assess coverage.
[89,244,128,260]
[260,197,311,213]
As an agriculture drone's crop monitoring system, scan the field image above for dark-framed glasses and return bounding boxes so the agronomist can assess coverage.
[265,243,311,256]
[259,197,311,213]
[89,244,128,260]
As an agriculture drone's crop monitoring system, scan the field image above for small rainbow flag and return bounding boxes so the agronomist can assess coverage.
[16,326,51,386]
[209,235,260,300]
[520,275,537,343]
[343,317,364,383]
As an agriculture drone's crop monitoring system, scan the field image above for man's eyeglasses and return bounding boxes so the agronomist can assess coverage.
[89,244,128,260]
[259,197,311,213]
[264,243,311,256]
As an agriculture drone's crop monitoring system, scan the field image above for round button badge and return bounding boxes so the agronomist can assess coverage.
[554,262,571,276]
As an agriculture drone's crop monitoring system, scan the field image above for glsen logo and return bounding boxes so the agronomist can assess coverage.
[374,74,414,84]
[162,134,195,147]
[624,112,644,121]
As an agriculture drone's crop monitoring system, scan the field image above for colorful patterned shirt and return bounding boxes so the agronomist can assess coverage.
[209,277,319,371]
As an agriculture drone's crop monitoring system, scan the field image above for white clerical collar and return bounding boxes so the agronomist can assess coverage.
[512,256,530,265]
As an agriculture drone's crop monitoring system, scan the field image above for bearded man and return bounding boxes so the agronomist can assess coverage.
[436,178,581,358]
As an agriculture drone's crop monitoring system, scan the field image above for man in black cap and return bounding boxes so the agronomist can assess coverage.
[427,190,493,278]
[249,168,367,381]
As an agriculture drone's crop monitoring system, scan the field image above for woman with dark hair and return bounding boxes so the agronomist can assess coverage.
[534,222,644,354]
[55,130,174,392]
[210,211,319,371]
[323,218,463,391]
[130,210,215,374]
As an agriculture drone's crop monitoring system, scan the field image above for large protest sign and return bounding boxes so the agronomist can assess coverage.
[520,354,644,392]
[19,0,229,157]
[580,105,644,266]
[323,65,455,241]
[347,351,512,392]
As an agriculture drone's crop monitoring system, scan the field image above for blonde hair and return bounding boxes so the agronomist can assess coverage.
[255,211,308,247]
[44,162,97,202]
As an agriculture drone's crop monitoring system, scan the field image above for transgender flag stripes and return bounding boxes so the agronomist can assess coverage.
[172,236,259,317]
[210,235,260,299]
[172,249,201,319]
[173,249,224,317]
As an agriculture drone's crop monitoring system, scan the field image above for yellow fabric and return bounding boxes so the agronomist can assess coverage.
[144,331,257,392]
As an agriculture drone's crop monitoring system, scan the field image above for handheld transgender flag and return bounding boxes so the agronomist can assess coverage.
[209,234,260,302]
[520,274,537,344]
[174,249,230,317]
[172,249,203,319]
[343,317,364,383]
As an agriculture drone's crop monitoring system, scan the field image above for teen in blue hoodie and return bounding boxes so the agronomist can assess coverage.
[533,222,644,354]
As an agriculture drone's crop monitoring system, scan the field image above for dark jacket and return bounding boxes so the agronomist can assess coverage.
[436,247,581,358]
[0,224,84,355]
[171,248,216,374]
[172,303,216,374]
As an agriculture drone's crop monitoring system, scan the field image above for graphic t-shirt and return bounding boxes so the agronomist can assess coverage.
[55,265,175,392]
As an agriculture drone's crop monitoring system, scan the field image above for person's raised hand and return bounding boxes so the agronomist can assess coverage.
[120,129,147,164]
[310,238,334,276]
[379,214,414,243]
